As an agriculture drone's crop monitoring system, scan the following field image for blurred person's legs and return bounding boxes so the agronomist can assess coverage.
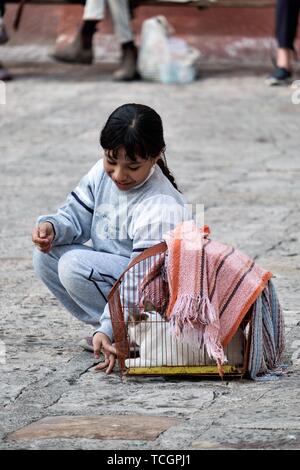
[266,0,300,85]
[276,0,299,69]
[51,0,104,64]
[0,0,9,45]
[52,0,138,80]
[0,0,12,81]
[106,0,138,81]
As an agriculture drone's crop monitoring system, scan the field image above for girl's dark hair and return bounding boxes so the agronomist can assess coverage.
[100,103,180,191]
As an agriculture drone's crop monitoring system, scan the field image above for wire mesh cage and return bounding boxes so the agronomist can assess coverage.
[108,242,251,377]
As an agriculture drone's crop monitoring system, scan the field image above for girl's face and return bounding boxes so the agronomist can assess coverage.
[103,147,159,191]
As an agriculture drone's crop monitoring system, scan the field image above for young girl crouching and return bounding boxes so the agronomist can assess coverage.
[32,103,191,374]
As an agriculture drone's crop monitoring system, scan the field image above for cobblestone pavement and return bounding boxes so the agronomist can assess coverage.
[0,57,299,450]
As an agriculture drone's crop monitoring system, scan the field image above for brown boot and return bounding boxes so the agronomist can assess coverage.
[113,42,139,81]
[51,22,97,65]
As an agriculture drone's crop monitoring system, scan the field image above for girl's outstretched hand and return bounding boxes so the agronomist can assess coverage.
[93,332,117,374]
[32,222,55,253]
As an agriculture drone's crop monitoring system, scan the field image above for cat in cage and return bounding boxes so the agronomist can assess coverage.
[125,310,245,368]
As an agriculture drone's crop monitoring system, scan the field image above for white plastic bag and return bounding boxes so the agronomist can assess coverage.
[137,15,200,84]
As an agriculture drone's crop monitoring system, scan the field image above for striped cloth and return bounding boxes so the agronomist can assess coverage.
[248,279,285,380]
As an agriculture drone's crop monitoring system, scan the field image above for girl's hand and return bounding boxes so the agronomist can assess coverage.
[32,222,55,253]
[93,332,117,374]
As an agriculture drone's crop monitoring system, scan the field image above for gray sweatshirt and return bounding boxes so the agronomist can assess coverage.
[38,158,191,340]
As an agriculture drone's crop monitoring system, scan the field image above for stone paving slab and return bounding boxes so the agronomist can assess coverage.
[0,61,299,450]
[7,415,181,441]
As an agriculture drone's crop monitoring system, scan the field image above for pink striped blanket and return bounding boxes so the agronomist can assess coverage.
[140,220,275,371]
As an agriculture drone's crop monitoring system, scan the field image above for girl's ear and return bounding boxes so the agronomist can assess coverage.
[154,153,163,165]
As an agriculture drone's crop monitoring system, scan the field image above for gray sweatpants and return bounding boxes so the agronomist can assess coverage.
[83,0,133,44]
[33,245,129,328]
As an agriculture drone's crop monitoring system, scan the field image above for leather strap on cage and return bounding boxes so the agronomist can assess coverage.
[108,241,167,302]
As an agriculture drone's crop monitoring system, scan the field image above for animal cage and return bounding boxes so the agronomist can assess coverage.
[108,242,252,377]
